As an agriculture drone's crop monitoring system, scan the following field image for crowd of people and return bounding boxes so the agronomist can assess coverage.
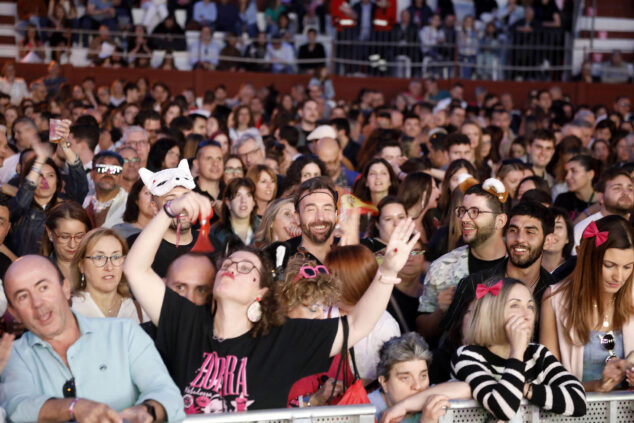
[0,55,632,422]
[15,1,631,82]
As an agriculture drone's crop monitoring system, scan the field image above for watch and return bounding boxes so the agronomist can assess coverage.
[142,401,157,422]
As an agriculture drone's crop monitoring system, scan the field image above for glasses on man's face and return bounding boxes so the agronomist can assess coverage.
[54,232,85,244]
[238,148,261,161]
[455,206,496,219]
[95,164,122,175]
[219,259,260,275]
[599,331,617,362]
[63,377,76,398]
[85,254,125,267]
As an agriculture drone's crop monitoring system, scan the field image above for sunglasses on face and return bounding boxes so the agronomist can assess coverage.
[95,164,123,175]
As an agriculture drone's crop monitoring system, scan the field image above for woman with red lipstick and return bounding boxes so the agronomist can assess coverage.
[541,215,634,392]
[41,201,93,281]
[70,228,148,323]
[124,190,419,413]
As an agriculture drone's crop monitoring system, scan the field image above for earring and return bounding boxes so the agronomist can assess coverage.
[247,297,262,323]
[81,273,85,287]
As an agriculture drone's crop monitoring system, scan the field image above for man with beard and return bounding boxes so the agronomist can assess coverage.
[117,147,140,192]
[573,168,634,251]
[83,151,128,228]
[417,180,508,344]
[295,99,320,149]
[127,159,197,277]
[440,200,555,340]
[265,177,338,271]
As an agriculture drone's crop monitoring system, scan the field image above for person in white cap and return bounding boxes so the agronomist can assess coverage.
[306,124,337,154]
[126,159,198,277]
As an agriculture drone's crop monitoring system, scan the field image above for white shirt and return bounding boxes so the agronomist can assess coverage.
[72,291,150,323]
[329,309,401,381]
[265,42,295,73]
[189,39,222,67]
[572,211,604,255]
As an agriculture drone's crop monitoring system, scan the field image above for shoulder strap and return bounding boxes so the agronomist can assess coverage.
[328,315,350,405]
[389,294,410,333]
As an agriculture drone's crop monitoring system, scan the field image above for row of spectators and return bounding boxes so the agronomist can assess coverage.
[19,0,627,82]
[0,57,631,420]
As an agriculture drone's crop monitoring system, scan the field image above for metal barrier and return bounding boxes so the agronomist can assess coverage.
[183,404,376,423]
[439,391,634,423]
[180,392,634,423]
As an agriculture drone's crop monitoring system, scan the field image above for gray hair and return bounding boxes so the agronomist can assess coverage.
[376,332,432,381]
[232,129,264,154]
[120,125,148,144]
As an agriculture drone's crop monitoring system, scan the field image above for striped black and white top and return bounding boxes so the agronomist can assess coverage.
[451,343,587,421]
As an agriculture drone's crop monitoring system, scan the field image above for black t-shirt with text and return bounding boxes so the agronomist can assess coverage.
[156,289,339,414]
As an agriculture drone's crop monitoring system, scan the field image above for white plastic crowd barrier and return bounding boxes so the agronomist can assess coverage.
[183,404,376,422]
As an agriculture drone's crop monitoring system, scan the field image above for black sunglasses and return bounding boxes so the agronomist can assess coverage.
[600,331,617,362]
[63,377,76,398]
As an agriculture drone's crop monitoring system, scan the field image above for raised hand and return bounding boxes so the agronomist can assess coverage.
[168,192,213,224]
[54,119,72,143]
[380,218,420,277]
[437,286,455,312]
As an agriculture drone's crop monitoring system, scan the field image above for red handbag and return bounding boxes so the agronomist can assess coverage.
[328,316,374,414]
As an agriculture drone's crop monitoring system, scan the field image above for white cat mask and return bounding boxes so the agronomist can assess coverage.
[139,159,196,196]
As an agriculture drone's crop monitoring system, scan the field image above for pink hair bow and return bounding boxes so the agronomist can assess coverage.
[475,280,503,300]
[582,221,608,247]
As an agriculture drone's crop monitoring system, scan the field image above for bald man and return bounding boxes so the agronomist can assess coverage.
[315,137,359,188]
[165,253,215,306]
[0,255,184,423]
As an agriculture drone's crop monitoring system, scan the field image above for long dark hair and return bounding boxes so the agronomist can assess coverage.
[21,157,63,207]
[218,177,257,231]
[352,158,399,203]
[147,137,180,172]
[122,179,145,223]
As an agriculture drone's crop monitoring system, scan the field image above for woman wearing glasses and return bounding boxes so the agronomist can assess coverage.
[541,215,634,392]
[70,228,148,323]
[41,201,93,281]
[124,191,418,413]
[10,126,88,255]
[223,154,246,185]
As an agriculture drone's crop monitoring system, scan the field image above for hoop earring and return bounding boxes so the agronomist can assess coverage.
[247,297,262,323]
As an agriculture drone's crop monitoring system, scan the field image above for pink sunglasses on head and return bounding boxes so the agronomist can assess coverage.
[293,265,329,282]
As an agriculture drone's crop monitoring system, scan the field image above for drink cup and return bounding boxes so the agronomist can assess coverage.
[49,119,62,144]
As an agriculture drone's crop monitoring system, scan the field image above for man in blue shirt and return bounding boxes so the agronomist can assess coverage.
[0,255,185,422]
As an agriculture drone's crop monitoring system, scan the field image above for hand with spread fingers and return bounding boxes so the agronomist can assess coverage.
[379,218,420,278]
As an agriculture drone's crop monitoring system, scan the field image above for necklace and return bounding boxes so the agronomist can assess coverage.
[593,301,614,329]
[105,296,122,317]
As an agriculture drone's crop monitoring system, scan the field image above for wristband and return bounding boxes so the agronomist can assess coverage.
[163,200,178,218]
[377,269,401,285]
[31,166,42,175]
[68,398,80,421]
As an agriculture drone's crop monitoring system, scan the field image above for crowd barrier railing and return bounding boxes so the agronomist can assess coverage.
[439,390,634,423]
[181,391,634,423]
[183,404,377,422]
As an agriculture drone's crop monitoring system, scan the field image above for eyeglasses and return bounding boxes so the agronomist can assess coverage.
[238,147,262,161]
[293,265,329,282]
[224,167,244,175]
[455,206,496,219]
[219,259,260,275]
[599,331,617,362]
[63,377,76,398]
[123,158,140,164]
[85,254,125,267]
[54,232,85,244]
[409,249,425,256]
[95,164,123,175]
